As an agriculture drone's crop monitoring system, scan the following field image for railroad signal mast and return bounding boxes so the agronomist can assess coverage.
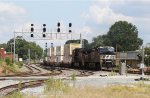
[13,22,82,63]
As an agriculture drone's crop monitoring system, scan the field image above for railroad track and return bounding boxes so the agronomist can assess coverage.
[39,64,95,77]
[0,80,45,97]
[23,64,63,76]
[76,70,94,77]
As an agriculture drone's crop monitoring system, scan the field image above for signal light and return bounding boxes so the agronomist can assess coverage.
[51,43,53,47]
[43,24,46,32]
[31,34,34,37]
[31,24,34,37]
[43,28,46,32]
[69,23,72,27]
[42,24,46,37]
[57,22,60,27]
[69,23,72,33]
[69,30,72,33]
[31,24,34,32]
[43,24,46,26]
[57,28,60,32]
[43,34,46,37]
[31,27,34,32]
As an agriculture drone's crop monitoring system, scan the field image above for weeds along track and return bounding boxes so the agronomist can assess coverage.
[23,64,63,76]
[0,64,63,77]
[0,80,45,97]
[0,64,41,77]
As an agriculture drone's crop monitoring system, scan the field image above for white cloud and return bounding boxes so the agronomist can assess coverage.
[81,0,150,44]
[0,2,27,43]
[78,26,92,34]
[83,0,150,25]
[126,0,150,6]
[95,0,150,6]
[83,4,133,25]
[0,2,26,15]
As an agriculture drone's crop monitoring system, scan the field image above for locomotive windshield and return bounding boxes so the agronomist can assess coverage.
[97,46,115,54]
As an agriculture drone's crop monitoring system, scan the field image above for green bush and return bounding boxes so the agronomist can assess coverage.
[44,77,70,94]
[0,59,2,66]
[16,62,23,68]
[5,57,11,66]
[71,72,76,81]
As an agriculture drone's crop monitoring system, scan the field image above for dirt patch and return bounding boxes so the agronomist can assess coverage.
[0,67,4,75]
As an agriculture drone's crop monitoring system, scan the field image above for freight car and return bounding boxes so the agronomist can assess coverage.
[43,43,81,67]
[71,46,116,70]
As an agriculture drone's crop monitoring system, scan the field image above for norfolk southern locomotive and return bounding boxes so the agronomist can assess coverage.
[71,46,116,70]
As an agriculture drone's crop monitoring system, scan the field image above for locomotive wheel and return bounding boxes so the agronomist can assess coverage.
[71,62,74,68]
[95,63,101,71]
[84,62,88,70]
[79,62,84,69]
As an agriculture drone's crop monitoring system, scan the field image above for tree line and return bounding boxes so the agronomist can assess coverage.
[0,21,148,65]
[0,36,43,60]
[66,21,143,52]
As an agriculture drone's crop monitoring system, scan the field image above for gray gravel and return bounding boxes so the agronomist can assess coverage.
[0,80,27,88]
[20,75,150,97]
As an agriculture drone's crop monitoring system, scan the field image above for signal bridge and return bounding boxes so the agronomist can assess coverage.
[13,23,83,63]
[14,30,80,40]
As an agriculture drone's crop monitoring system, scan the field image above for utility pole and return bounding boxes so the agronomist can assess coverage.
[28,49,30,64]
[45,42,47,57]
[141,46,145,77]
[116,44,117,52]
[44,42,48,61]
[10,43,13,63]
[80,33,82,48]
[13,32,16,63]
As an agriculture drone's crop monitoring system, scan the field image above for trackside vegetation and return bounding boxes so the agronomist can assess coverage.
[4,80,150,98]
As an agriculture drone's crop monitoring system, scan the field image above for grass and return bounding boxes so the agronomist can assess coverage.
[0,60,23,75]
[44,77,70,94]
[71,72,76,87]
[6,91,23,98]
[109,70,117,76]
[4,80,150,98]
[46,83,150,98]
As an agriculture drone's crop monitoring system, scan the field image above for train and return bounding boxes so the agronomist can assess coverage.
[43,43,116,70]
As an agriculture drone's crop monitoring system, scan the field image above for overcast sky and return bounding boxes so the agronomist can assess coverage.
[0,0,150,48]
